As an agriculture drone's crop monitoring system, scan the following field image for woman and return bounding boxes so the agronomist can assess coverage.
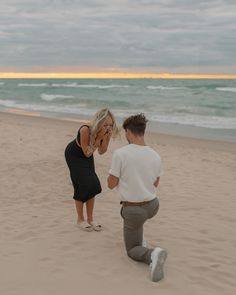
[65,108,119,231]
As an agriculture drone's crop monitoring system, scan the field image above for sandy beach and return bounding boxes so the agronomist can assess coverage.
[1,111,236,295]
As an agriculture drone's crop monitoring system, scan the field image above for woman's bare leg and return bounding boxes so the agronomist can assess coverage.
[74,200,84,223]
[86,197,95,223]
[86,198,102,231]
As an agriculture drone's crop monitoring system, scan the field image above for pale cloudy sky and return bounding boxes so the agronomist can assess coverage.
[0,0,236,73]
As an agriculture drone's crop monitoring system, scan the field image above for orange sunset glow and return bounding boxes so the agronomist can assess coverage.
[0,72,236,79]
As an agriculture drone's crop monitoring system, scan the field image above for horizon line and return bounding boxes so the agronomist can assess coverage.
[0,72,236,79]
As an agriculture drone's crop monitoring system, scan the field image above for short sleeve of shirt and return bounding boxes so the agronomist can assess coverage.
[109,151,121,178]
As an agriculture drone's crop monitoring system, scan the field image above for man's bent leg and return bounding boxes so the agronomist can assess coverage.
[122,206,153,265]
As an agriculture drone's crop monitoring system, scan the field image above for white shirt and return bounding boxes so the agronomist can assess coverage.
[109,144,162,202]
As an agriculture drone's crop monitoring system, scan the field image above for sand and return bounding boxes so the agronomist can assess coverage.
[0,111,236,295]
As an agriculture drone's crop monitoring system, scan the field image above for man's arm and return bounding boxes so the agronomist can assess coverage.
[108,149,121,189]
[107,174,119,189]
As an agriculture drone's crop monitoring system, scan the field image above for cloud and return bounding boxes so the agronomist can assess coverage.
[0,0,235,73]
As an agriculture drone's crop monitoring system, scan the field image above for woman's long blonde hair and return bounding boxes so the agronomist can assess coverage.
[89,108,119,145]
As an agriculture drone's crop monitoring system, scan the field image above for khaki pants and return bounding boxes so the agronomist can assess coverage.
[120,198,159,265]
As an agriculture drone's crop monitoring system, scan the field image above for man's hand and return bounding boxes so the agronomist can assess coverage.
[153,177,160,187]
[107,174,119,189]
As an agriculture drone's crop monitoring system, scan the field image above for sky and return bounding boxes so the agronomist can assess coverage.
[0,0,236,74]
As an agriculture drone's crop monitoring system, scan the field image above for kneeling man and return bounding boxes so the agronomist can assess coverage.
[107,113,167,282]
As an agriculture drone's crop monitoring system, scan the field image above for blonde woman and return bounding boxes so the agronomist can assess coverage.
[65,108,119,231]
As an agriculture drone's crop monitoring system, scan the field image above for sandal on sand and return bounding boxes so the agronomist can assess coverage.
[89,221,102,231]
[77,221,93,232]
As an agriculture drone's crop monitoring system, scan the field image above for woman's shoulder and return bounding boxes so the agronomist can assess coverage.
[77,123,91,140]
[78,123,91,131]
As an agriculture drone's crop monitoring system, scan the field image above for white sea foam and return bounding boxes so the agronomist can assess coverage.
[51,83,130,89]
[40,94,74,101]
[216,87,236,93]
[0,99,88,114]
[0,99,17,107]
[147,86,187,90]
[1,97,235,130]
[97,85,130,89]
[149,114,236,129]
[18,83,48,87]
[52,83,79,87]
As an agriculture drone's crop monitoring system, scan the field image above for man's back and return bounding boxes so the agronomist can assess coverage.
[110,144,162,202]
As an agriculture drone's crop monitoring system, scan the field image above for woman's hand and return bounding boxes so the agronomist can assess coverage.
[96,127,113,155]
[96,126,112,141]
[96,126,107,139]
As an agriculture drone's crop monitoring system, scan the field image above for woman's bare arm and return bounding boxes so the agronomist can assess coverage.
[77,126,97,157]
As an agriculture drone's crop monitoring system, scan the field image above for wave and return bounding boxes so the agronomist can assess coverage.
[18,83,48,87]
[51,83,130,89]
[1,97,236,130]
[0,99,16,107]
[0,82,5,86]
[0,99,88,114]
[149,114,236,129]
[216,87,236,93]
[40,94,74,101]
[147,86,187,90]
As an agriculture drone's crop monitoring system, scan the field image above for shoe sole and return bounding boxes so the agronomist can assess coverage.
[76,223,93,232]
[92,225,102,231]
[151,249,168,282]
[90,221,102,231]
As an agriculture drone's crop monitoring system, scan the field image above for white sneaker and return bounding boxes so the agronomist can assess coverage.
[142,235,148,247]
[150,247,168,282]
[142,239,148,247]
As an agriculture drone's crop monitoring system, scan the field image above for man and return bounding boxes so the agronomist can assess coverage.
[107,113,167,282]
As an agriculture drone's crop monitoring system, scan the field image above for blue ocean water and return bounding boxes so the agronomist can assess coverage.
[0,78,236,141]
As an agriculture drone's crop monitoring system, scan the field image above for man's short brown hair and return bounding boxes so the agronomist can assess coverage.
[122,113,148,135]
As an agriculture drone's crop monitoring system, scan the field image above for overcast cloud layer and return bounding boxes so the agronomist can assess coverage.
[0,0,236,73]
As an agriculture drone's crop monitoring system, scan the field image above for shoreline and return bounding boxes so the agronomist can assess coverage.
[1,107,236,145]
[1,78,236,143]
[1,110,235,153]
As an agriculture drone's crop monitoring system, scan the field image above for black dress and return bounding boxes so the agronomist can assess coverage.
[64,125,102,202]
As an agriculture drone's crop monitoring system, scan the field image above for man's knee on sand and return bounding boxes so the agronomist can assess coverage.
[126,247,138,261]
[126,246,152,265]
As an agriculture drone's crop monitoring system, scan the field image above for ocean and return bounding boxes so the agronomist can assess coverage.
[0,78,236,142]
